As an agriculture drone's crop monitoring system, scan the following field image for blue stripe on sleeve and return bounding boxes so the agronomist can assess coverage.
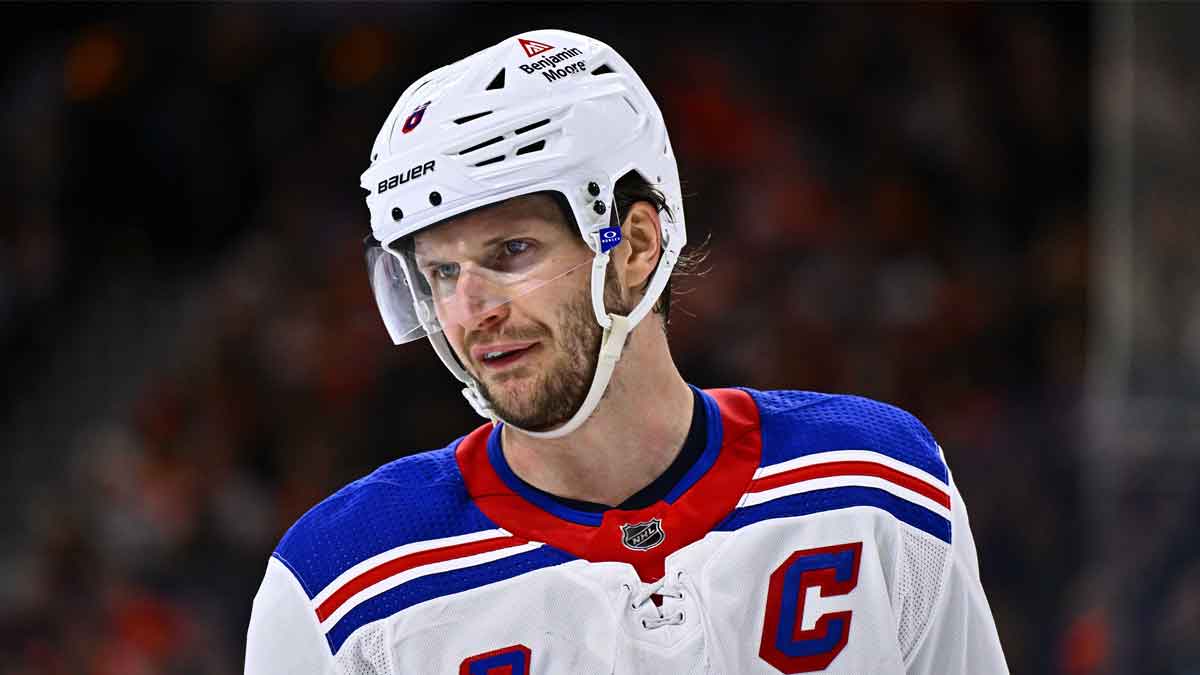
[716,486,951,543]
[325,545,577,654]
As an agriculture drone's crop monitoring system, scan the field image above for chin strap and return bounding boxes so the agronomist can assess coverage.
[429,312,632,438]
[427,329,497,421]
[426,202,680,438]
[509,313,631,439]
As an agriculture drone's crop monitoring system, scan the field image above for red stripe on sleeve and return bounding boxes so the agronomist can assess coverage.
[748,461,951,509]
[316,535,528,622]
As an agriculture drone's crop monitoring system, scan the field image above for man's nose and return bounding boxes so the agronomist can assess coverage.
[454,266,510,330]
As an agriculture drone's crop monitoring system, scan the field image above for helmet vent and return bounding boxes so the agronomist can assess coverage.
[591,64,614,76]
[453,111,493,125]
[458,136,504,155]
[623,96,639,114]
[514,119,550,135]
[515,140,545,156]
[475,155,505,167]
[485,69,506,91]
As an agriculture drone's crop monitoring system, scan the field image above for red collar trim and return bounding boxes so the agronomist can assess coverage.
[455,388,762,581]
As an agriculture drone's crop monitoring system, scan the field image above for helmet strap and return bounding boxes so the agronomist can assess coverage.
[435,206,681,438]
[428,331,498,422]
[510,312,631,439]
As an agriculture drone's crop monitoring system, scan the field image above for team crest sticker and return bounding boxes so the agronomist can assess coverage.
[620,518,665,551]
[401,101,430,134]
[518,37,555,58]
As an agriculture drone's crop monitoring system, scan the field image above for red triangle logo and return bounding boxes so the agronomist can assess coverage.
[518,38,555,58]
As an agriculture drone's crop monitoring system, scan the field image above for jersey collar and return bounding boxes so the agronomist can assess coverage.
[456,387,762,581]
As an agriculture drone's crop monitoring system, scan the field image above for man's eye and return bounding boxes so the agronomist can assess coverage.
[503,240,532,256]
[431,262,459,280]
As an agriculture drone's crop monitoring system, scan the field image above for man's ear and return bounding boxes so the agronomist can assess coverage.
[618,201,662,293]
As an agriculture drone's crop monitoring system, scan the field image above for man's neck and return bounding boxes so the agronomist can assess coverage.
[499,325,693,507]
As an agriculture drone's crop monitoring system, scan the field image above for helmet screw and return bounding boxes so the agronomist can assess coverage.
[391,207,403,221]
[587,182,601,197]
[593,200,606,215]
[429,191,442,206]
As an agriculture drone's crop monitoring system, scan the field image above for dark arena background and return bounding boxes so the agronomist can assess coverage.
[2,4,1197,674]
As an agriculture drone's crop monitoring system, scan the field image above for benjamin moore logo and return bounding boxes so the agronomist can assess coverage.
[518,46,586,83]
[620,518,665,551]
[518,38,555,58]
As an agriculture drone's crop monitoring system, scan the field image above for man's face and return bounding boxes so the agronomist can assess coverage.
[412,195,619,430]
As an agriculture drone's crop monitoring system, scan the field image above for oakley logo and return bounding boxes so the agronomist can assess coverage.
[599,226,622,253]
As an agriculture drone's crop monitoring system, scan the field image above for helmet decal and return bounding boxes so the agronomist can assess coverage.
[361,29,687,438]
[518,37,555,58]
[598,225,622,254]
[401,101,430,134]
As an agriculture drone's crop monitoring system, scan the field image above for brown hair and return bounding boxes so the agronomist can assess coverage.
[611,170,704,325]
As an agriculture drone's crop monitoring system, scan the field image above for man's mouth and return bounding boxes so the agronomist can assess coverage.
[473,342,539,369]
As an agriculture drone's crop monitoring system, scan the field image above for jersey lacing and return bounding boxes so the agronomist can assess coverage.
[622,571,687,630]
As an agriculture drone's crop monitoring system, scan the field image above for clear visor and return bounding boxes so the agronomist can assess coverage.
[364,234,593,344]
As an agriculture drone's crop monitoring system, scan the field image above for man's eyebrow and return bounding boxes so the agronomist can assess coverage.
[413,255,444,269]
[421,230,532,254]
[406,241,438,268]
[480,233,518,248]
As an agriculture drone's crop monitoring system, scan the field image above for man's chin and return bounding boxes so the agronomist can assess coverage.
[482,385,579,432]
[488,399,570,432]
[510,415,569,433]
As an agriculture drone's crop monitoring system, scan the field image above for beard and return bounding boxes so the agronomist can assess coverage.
[470,270,628,431]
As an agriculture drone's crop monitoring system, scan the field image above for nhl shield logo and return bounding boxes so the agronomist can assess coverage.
[620,518,665,551]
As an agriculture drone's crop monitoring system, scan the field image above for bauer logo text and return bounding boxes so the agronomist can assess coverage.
[377,160,436,194]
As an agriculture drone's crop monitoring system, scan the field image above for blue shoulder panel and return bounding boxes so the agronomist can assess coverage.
[713,389,952,543]
[273,441,498,600]
[745,388,947,484]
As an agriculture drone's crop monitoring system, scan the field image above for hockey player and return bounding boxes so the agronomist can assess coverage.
[245,29,1008,674]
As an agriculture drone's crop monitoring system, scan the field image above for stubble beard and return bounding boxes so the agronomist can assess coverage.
[474,278,627,432]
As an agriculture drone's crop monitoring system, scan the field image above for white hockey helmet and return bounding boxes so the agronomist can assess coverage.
[360,29,686,438]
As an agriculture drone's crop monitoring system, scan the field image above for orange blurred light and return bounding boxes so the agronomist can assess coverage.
[65,26,125,101]
[1060,608,1111,675]
[325,25,390,88]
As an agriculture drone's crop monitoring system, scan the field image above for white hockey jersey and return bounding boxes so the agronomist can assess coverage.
[246,388,1008,674]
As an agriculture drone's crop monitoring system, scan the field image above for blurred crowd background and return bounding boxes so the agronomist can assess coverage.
[1,3,1196,674]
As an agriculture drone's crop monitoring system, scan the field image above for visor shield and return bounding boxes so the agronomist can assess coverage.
[365,235,593,345]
